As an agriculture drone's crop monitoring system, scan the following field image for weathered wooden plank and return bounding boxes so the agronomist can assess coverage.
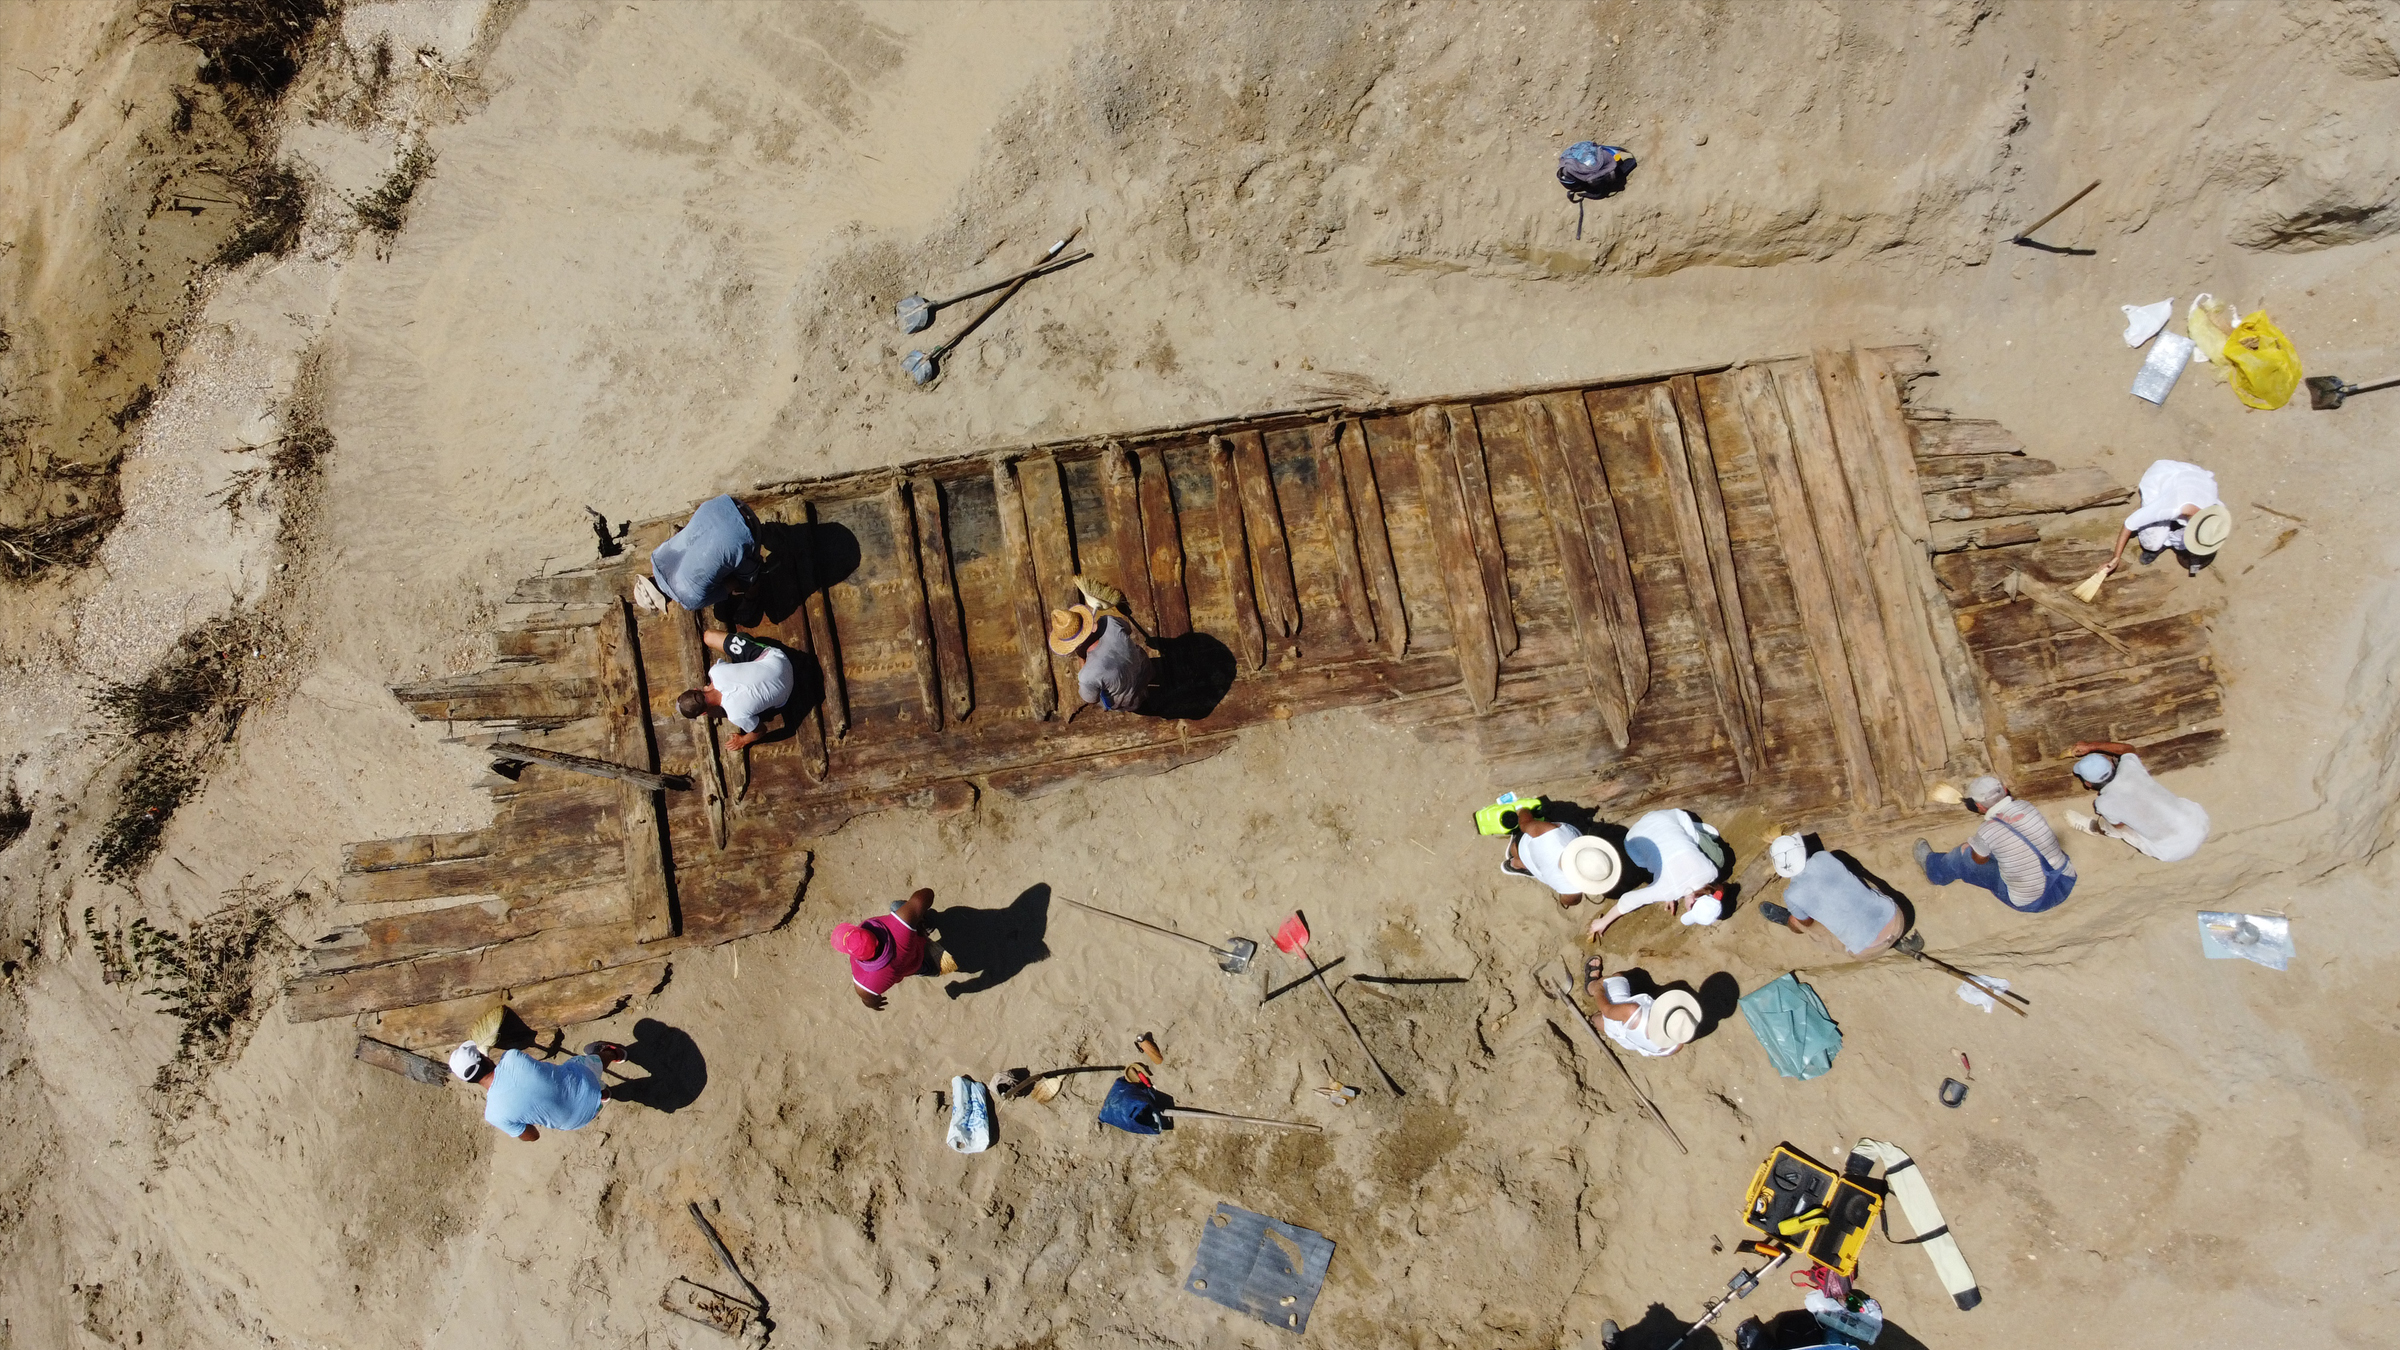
[761,779,978,841]
[354,958,673,1050]
[881,483,945,731]
[594,600,676,942]
[1910,419,2027,458]
[1100,446,1159,635]
[1208,436,1268,671]
[1739,364,1881,809]
[291,918,646,1022]
[1660,376,1763,780]
[1409,405,1499,714]
[796,500,850,741]
[1446,405,1518,659]
[1925,467,2130,522]
[748,500,830,780]
[1311,419,1378,647]
[345,830,492,873]
[667,610,731,849]
[1136,447,1190,640]
[1816,348,1950,772]
[1774,358,1918,800]
[1513,397,1630,749]
[391,675,602,724]
[908,475,975,725]
[1229,431,1300,640]
[983,736,1240,800]
[991,458,1060,720]
[309,880,627,973]
[1339,420,1408,658]
[501,604,614,633]
[1016,453,1083,714]
[336,837,621,906]
[1555,391,1648,709]
[508,572,619,607]
[494,626,586,666]
[1912,454,2063,495]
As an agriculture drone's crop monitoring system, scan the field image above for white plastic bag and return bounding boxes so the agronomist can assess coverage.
[1955,976,2012,1013]
[946,1075,994,1154]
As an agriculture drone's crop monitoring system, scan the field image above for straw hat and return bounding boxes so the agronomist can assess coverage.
[1647,990,1702,1047]
[1559,835,1621,893]
[2184,503,2232,554]
[1047,603,1098,655]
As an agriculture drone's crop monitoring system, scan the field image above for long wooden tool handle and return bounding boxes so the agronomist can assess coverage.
[2015,179,2100,240]
[1062,897,1231,957]
[930,231,1082,362]
[1915,954,2029,1016]
[1308,947,1405,1096]
[1159,1107,1322,1133]
[1547,971,1689,1155]
[687,1203,766,1310]
[928,251,1091,308]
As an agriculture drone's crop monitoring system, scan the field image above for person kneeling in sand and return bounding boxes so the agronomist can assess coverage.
[833,887,936,1011]
[675,629,794,752]
[1501,810,1621,910]
[1050,575,1157,714]
[2062,741,2209,862]
[1914,775,2076,913]
[1587,808,1727,942]
[1581,956,1701,1058]
[640,494,765,613]
[450,1040,623,1142]
[1759,835,1906,959]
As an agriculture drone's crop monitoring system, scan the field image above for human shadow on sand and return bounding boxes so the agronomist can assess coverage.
[605,1018,708,1113]
[1605,1300,1930,1350]
[935,883,1053,999]
[1140,631,1238,722]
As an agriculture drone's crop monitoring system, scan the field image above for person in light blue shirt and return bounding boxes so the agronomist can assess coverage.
[648,495,762,611]
[1758,835,1905,959]
[449,1041,623,1141]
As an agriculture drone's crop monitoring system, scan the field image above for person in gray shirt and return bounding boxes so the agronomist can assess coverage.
[1048,579,1157,712]
[1759,834,1905,958]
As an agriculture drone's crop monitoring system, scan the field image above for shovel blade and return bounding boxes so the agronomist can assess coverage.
[2307,375,2348,410]
[1273,913,1311,955]
[1219,937,1257,974]
[897,295,934,333]
[904,351,938,385]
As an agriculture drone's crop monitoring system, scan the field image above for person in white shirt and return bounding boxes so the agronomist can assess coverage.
[675,629,796,751]
[2104,459,2232,578]
[1586,808,1728,941]
[1501,811,1621,910]
[2062,741,2210,862]
[1580,955,1700,1058]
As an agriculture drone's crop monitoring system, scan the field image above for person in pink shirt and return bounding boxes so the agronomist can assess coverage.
[832,888,933,1011]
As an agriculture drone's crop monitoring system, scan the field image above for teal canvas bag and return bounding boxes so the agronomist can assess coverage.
[1740,973,1842,1080]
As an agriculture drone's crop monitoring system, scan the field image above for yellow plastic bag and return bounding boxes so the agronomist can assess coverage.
[2224,311,2302,410]
[2187,294,2235,371]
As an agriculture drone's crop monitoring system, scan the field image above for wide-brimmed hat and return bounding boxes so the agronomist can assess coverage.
[1647,990,1702,1047]
[1559,836,1621,892]
[1047,603,1098,655]
[2184,503,2232,554]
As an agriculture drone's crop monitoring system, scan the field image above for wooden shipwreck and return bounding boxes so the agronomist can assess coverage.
[292,346,2224,1047]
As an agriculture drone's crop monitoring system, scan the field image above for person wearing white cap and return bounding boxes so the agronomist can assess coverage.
[2062,740,2210,862]
[449,1040,625,1141]
[1501,810,1622,909]
[1913,776,2077,913]
[1759,835,1906,958]
[2103,459,2230,579]
[1580,956,1701,1058]
[1586,808,1728,941]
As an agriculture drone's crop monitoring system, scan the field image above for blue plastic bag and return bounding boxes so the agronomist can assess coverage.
[1740,973,1842,1080]
[1099,1078,1167,1135]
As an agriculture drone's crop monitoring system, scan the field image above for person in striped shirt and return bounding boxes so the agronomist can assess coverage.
[1913,776,2076,913]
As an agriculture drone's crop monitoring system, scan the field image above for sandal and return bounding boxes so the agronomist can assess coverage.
[1582,955,1607,999]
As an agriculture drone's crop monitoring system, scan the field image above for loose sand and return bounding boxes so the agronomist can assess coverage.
[4,2,2400,1347]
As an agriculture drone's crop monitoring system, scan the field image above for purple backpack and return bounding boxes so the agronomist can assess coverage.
[1558,141,1634,237]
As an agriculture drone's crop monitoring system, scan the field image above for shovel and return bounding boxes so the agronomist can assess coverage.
[1275,913,1405,1096]
[904,229,1081,385]
[1061,897,1256,974]
[896,252,1091,333]
[2306,374,2400,410]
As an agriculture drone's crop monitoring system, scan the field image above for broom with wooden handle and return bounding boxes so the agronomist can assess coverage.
[2070,565,2110,603]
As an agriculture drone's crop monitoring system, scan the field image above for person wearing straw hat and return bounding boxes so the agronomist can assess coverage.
[1580,956,1701,1058]
[449,1040,624,1141]
[1050,575,1157,713]
[2103,459,2230,578]
[833,887,936,1011]
[1502,813,1621,909]
[1759,834,1906,958]
[2061,741,2210,862]
[1913,775,2077,913]
[1586,808,1728,941]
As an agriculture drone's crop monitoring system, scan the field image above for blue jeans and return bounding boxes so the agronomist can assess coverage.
[1923,845,2007,903]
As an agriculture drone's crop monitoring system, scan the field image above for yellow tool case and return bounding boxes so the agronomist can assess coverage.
[1740,1143,1885,1277]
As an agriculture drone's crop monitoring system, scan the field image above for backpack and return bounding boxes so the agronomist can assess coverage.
[1558,141,1634,238]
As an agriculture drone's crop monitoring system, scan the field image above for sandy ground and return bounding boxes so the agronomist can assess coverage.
[6,1,2400,1347]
